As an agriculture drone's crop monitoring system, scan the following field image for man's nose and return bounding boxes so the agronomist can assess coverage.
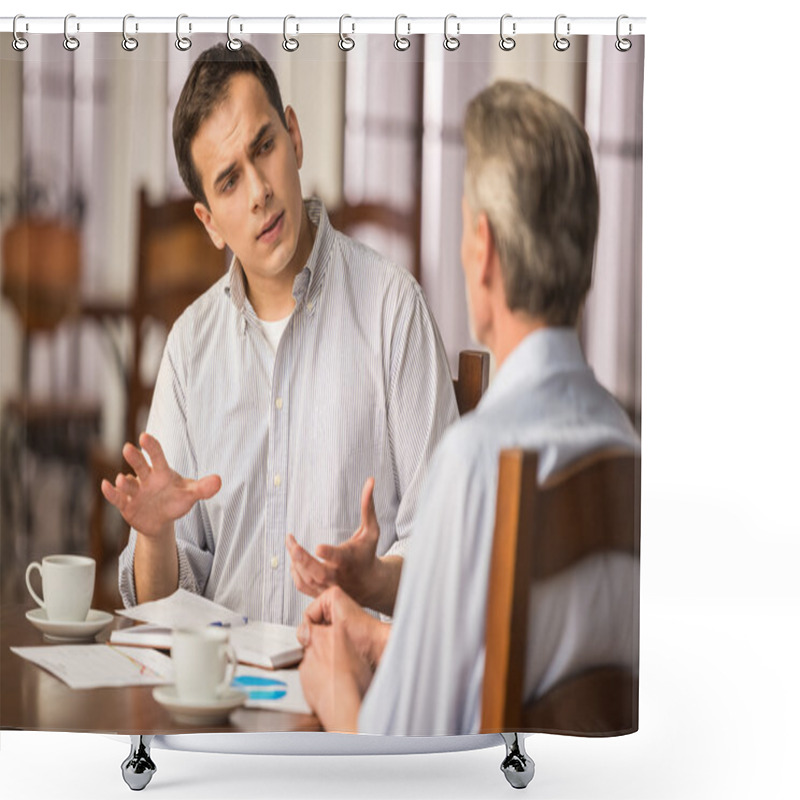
[247,164,271,211]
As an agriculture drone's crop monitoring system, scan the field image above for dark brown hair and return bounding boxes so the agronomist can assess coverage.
[464,81,599,326]
[173,43,287,206]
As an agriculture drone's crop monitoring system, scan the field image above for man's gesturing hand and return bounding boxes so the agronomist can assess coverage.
[101,432,221,538]
[287,477,400,614]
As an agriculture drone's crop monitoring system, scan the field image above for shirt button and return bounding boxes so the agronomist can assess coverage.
[307,301,314,311]
[273,473,282,487]
[275,397,283,410]
[270,556,279,569]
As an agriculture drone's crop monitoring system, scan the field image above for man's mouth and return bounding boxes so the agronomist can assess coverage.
[258,212,284,242]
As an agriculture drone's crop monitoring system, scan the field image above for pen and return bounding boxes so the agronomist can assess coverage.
[209,617,248,628]
[107,644,162,678]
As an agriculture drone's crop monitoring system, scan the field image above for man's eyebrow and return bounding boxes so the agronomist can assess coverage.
[213,162,237,191]
[249,123,272,151]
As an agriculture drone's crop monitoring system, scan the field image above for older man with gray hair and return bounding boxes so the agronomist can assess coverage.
[297,80,640,735]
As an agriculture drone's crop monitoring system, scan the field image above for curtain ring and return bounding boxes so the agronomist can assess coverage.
[12,15,29,52]
[338,15,355,51]
[553,14,570,51]
[175,14,192,51]
[283,15,299,52]
[394,14,410,51]
[63,13,80,51]
[227,15,242,51]
[122,14,139,51]
[443,14,460,51]
[499,14,516,51]
[615,15,632,52]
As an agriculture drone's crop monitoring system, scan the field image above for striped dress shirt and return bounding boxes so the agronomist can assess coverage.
[118,198,458,625]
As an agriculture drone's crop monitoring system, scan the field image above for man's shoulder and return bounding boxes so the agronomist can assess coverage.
[175,273,229,323]
[431,412,500,476]
[332,228,420,295]
[165,272,230,347]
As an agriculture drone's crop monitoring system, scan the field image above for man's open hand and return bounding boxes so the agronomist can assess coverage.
[101,432,221,539]
[287,477,389,610]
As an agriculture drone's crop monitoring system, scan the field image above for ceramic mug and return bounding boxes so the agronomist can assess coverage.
[25,554,95,622]
[171,627,237,704]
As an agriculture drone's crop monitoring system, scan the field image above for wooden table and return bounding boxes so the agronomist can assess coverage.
[0,602,320,735]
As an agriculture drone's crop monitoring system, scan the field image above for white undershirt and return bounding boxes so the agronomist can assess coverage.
[259,314,292,356]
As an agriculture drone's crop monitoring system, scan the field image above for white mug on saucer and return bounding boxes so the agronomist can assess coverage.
[171,627,237,704]
[25,554,95,622]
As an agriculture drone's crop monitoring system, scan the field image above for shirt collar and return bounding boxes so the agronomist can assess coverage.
[224,197,334,324]
[479,327,589,412]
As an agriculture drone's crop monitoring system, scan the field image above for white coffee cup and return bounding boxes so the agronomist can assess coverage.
[25,554,95,622]
[171,627,237,704]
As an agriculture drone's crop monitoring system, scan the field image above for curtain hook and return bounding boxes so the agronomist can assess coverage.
[553,14,570,52]
[443,14,460,51]
[283,15,299,52]
[227,15,243,51]
[499,14,516,51]
[339,15,355,51]
[394,14,411,51]
[12,15,29,51]
[122,14,139,51]
[615,15,632,52]
[176,14,192,51]
[63,13,80,51]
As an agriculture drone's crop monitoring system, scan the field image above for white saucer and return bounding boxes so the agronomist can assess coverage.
[26,608,114,642]
[152,685,247,725]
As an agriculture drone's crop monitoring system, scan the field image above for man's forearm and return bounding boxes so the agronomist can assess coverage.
[368,619,392,667]
[328,687,361,734]
[367,555,403,617]
[133,524,179,604]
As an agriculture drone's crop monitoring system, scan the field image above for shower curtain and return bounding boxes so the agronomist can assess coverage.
[0,11,644,772]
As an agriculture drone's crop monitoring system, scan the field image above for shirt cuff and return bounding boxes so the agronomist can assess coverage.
[176,541,201,594]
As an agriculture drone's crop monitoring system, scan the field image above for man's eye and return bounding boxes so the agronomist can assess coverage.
[222,175,237,192]
[260,139,274,153]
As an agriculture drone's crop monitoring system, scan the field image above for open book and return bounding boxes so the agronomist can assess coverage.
[110,589,304,670]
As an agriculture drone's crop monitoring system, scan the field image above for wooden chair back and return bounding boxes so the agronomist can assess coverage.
[453,350,490,415]
[481,448,640,735]
[126,188,227,445]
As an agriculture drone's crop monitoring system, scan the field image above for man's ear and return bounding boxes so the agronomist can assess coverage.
[475,211,495,288]
[284,106,304,170]
[194,202,226,250]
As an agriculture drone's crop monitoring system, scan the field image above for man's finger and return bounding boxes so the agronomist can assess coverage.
[192,474,222,500]
[115,473,140,496]
[140,433,170,471]
[101,478,125,507]
[290,562,321,598]
[304,592,334,625]
[296,621,310,646]
[315,542,344,564]
[122,442,151,479]
[360,477,376,530]
[286,533,300,556]
[289,537,330,584]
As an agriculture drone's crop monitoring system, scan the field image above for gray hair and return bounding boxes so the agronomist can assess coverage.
[463,80,599,325]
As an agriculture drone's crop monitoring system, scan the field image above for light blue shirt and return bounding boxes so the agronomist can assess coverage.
[118,199,458,625]
[359,327,640,735]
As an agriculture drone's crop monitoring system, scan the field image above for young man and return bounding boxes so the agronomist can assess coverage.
[105,43,457,625]
[297,80,641,734]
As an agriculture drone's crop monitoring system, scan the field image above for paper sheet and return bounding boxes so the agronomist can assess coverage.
[11,644,174,689]
[229,622,303,669]
[116,588,247,628]
[233,665,312,715]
